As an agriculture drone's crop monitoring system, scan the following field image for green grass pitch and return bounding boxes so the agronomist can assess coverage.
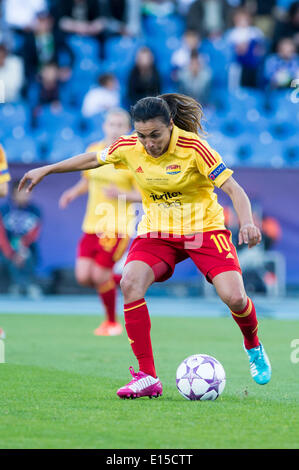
[0,312,298,449]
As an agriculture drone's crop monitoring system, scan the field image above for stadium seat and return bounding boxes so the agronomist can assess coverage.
[283,136,299,166]
[34,105,80,133]
[48,132,85,162]
[251,139,285,167]
[142,14,185,39]
[208,134,238,167]
[67,35,99,62]
[269,118,297,140]
[4,134,38,163]
[0,102,29,132]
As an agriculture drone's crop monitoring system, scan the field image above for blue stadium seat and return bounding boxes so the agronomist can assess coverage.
[201,38,232,88]
[49,132,85,162]
[67,35,99,62]
[208,134,238,167]
[35,105,80,133]
[4,134,38,163]
[81,111,105,135]
[142,14,185,39]
[0,102,29,131]
[283,136,299,166]
[250,138,285,167]
[269,118,297,140]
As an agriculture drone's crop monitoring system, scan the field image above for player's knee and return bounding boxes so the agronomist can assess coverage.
[76,272,93,287]
[225,291,247,311]
[120,274,145,301]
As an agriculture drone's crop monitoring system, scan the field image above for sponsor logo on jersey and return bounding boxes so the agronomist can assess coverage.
[149,191,182,202]
[0,168,9,176]
[100,147,109,162]
[208,163,226,181]
[166,164,181,175]
[135,166,144,173]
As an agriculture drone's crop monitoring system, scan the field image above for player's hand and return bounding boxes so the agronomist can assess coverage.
[18,167,49,193]
[59,189,75,209]
[239,223,262,249]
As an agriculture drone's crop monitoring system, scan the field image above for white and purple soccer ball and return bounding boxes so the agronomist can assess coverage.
[176,354,226,401]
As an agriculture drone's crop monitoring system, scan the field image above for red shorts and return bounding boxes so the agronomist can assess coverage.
[125,230,241,283]
[78,233,130,269]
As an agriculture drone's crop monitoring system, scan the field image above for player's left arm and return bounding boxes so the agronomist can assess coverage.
[195,139,261,249]
[220,176,262,249]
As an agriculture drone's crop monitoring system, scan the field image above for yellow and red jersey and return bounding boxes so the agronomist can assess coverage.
[0,144,10,184]
[82,140,137,237]
[96,125,233,236]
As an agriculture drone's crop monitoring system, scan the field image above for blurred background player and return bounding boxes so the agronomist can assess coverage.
[0,180,42,298]
[58,108,141,336]
[0,143,11,339]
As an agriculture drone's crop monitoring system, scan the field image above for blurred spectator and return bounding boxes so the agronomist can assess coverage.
[142,1,176,17]
[226,7,265,88]
[249,0,276,38]
[0,0,13,48]
[176,0,196,16]
[0,42,24,102]
[264,37,299,89]
[82,73,120,117]
[127,46,161,105]
[38,62,60,105]
[52,0,141,58]
[186,0,232,37]
[3,0,47,32]
[54,0,102,36]
[22,11,74,86]
[171,29,201,72]
[177,49,212,105]
[96,0,142,37]
[0,181,42,298]
[272,1,299,52]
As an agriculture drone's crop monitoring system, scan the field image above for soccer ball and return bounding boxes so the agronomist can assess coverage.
[176,354,226,401]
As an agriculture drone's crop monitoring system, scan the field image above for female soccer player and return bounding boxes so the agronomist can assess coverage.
[58,109,141,336]
[0,143,11,339]
[19,94,272,398]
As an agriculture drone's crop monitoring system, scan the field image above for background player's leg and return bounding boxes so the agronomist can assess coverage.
[212,270,259,349]
[120,261,156,376]
[75,257,94,288]
[90,262,122,335]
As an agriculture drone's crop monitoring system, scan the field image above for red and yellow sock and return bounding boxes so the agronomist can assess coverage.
[124,298,156,378]
[98,279,117,323]
[231,297,259,350]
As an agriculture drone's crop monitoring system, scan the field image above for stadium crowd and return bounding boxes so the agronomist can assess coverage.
[0,0,298,166]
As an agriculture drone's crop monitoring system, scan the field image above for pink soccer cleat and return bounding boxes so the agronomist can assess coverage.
[117,367,163,399]
[94,321,123,336]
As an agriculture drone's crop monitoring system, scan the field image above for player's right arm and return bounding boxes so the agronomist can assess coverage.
[59,177,89,209]
[19,151,100,192]
[19,136,130,192]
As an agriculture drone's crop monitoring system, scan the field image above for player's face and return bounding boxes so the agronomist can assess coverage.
[134,118,173,157]
[104,114,131,143]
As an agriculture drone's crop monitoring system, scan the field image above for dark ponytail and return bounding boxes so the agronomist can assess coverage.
[131,93,205,136]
